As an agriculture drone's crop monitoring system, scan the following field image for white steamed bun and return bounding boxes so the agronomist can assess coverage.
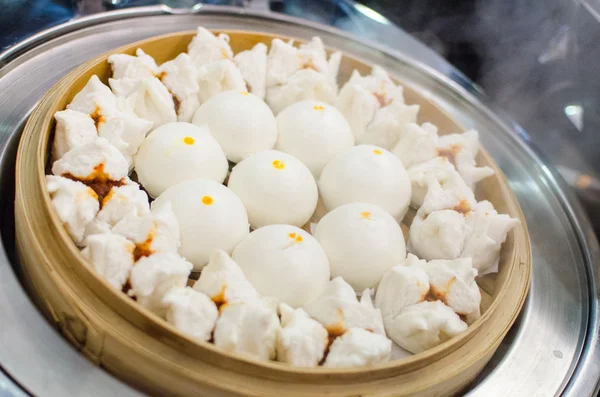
[232,225,330,308]
[134,122,228,198]
[275,100,354,177]
[227,150,318,229]
[192,90,277,163]
[319,144,411,221]
[314,202,406,291]
[152,179,249,270]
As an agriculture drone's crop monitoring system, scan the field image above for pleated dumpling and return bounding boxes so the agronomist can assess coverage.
[158,53,201,122]
[108,48,158,95]
[196,59,247,103]
[266,37,341,114]
[383,300,467,354]
[234,43,268,100]
[129,252,193,317]
[392,122,439,168]
[276,304,328,367]
[303,277,385,336]
[407,156,475,209]
[213,298,281,361]
[323,328,392,368]
[335,65,407,142]
[436,129,495,188]
[81,232,135,290]
[357,100,420,150]
[65,76,153,166]
[187,27,233,68]
[461,200,520,272]
[163,287,219,342]
[408,180,471,260]
[52,109,98,162]
[46,175,100,246]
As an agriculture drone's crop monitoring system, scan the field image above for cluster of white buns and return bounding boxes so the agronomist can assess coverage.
[46,27,519,368]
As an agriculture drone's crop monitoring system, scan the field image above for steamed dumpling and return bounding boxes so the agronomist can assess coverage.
[196,59,247,103]
[108,48,158,94]
[375,254,474,353]
[213,298,281,361]
[234,43,268,100]
[323,328,392,368]
[408,181,470,260]
[187,27,233,68]
[423,257,481,324]
[407,156,475,209]
[266,37,341,114]
[461,200,520,272]
[84,179,150,238]
[158,53,201,122]
[129,252,193,317]
[303,277,385,336]
[357,101,420,150]
[66,76,153,166]
[108,49,177,127]
[112,201,181,257]
[52,110,98,162]
[335,65,405,140]
[436,129,495,188]
[409,180,518,273]
[266,69,336,115]
[383,300,467,354]
[46,175,99,246]
[117,77,177,127]
[392,122,439,168]
[163,287,219,342]
[277,303,328,367]
[193,250,259,308]
[81,232,135,290]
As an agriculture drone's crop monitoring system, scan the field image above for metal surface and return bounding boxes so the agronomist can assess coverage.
[0,6,598,397]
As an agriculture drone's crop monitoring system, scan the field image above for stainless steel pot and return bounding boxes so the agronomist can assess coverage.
[0,5,598,396]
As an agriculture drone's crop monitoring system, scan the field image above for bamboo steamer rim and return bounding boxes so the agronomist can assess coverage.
[19,29,531,380]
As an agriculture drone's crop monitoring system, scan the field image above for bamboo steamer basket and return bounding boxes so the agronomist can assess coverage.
[14,30,531,397]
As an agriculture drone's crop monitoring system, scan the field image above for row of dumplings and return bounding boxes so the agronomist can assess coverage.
[45,27,519,367]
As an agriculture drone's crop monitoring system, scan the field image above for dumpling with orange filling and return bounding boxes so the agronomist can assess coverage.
[163,287,219,342]
[111,201,180,259]
[407,156,475,209]
[323,328,391,368]
[213,297,281,361]
[46,175,100,246]
[234,43,268,100]
[276,303,328,367]
[83,179,150,239]
[193,250,259,309]
[158,53,201,122]
[129,252,193,317]
[335,65,405,140]
[303,277,385,337]
[81,232,135,290]
[187,27,234,68]
[65,76,153,166]
[266,37,341,114]
[196,59,247,103]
